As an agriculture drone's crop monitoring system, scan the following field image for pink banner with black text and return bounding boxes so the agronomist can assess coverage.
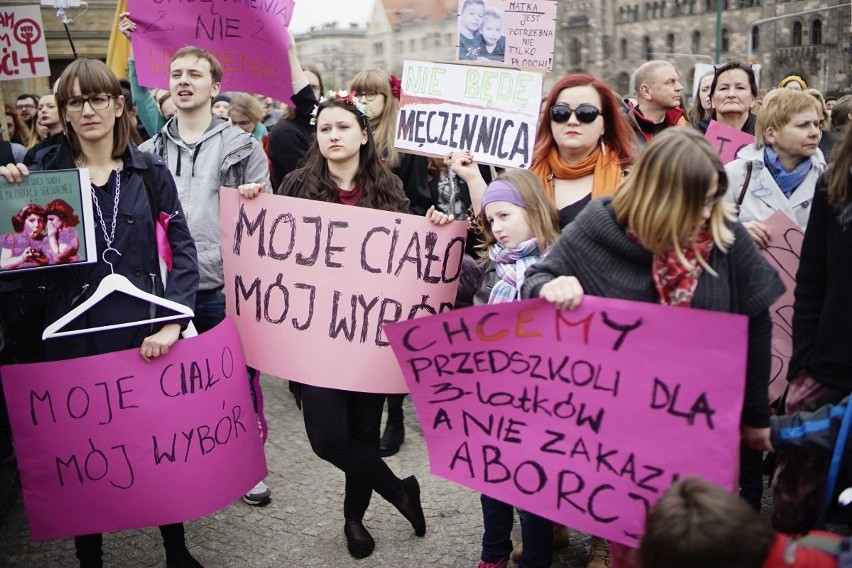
[0,318,266,541]
[220,191,467,393]
[386,297,748,547]
[127,0,294,102]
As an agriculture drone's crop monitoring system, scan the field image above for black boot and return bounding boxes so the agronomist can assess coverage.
[161,523,203,568]
[75,534,103,568]
[379,394,405,457]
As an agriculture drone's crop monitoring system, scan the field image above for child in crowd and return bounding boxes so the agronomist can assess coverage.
[459,0,485,60]
[474,169,561,568]
[639,477,845,568]
[479,7,506,62]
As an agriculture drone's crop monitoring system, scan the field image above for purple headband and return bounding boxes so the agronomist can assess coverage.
[481,180,525,209]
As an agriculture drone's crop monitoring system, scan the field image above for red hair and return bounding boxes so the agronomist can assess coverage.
[532,73,635,168]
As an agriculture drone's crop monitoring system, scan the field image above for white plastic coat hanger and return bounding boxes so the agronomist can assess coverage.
[42,250,195,340]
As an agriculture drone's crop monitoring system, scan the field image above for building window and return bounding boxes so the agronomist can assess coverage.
[792,21,802,46]
[811,19,822,45]
[705,0,713,12]
[373,42,383,56]
[570,38,582,66]
[751,26,759,50]
[692,30,701,53]
[666,32,675,53]
[644,36,653,60]
[721,27,730,52]
[620,38,628,60]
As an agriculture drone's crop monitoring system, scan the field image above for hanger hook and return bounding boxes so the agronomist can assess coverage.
[102,247,122,274]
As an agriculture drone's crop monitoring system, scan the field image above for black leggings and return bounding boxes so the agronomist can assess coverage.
[301,384,404,521]
[75,523,185,565]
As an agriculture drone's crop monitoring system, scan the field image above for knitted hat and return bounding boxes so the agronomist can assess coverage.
[778,75,807,90]
[212,94,232,105]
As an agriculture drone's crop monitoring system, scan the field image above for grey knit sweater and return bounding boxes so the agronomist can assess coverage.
[522,197,785,427]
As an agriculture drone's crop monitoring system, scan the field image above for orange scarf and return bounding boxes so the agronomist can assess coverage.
[531,145,623,201]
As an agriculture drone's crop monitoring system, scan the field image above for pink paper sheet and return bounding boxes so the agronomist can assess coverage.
[1,318,267,541]
[386,296,748,547]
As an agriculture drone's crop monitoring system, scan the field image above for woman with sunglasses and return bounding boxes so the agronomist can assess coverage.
[528,73,636,230]
[0,58,201,568]
[697,62,758,136]
[523,128,784,568]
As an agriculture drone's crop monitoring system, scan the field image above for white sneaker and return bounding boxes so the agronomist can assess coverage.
[242,480,271,506]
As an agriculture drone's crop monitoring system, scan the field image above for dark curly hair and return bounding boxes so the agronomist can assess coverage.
[12,204,46,233]
[45,199,80,227]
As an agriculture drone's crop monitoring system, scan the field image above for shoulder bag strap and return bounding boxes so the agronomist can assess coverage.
[736,162,753,216]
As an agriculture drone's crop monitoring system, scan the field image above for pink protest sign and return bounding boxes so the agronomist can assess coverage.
[220,191,467,393]
[0,318,266,541]
[761,211,804,402]
[704,120,755,164]
[0,5,50,80]
[127,0,294,102]
[385,297,748,547]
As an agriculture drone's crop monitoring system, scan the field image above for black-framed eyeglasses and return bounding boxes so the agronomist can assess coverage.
[64,94,115,113]
[355,91,381,102]
[550,103,602,124]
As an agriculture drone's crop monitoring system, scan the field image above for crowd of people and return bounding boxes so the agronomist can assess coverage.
[0,9,851,568]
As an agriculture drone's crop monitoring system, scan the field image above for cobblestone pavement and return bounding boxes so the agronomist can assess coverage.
[1,376,594,567]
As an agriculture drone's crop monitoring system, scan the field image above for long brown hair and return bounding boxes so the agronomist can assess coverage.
[532,73,635,169]
[300,98,405,212]
[350,68,400,168]
[827,121,852,207]
[687,71,713,126]
[613,128,734,271]
[4,104,37,148]
[55,58,131,160]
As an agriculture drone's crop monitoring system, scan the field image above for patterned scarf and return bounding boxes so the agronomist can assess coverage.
[530,144,623,201]
[629,226,715,307]
[488,238,542,304]
[764,146,813,198]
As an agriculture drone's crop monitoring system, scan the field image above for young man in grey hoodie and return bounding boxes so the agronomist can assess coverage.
[138,44,273,506]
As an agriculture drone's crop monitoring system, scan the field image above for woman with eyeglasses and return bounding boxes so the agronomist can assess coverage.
[523,128,784,568]
[697,62,758,136]
[0,58,201,568]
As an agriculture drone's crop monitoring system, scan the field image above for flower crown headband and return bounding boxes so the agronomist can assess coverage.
[310,90,372,126]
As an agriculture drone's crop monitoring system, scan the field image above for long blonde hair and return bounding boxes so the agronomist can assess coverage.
[350,68,400,168]
[477,169,559,258]
[613,128,735,272]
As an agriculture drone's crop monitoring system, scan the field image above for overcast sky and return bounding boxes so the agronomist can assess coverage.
[289,0,376,33]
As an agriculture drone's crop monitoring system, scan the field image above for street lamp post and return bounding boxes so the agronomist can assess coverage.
[715,0,723,64]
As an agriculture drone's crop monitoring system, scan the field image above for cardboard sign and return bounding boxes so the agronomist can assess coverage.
[127,0,294,102]
[220,191,468,393]
[0,169,97,273]
[386,297,748,547]
[705,120,755,164]
[0,318,266,541]
[457,0,557,70]
[396,60,542,169]
[760,211,804,403]
[0,6,50,80]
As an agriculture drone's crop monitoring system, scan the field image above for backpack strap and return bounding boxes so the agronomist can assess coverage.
[735,162,753,216]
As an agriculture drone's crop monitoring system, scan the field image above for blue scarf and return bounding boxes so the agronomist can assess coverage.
[488,238,541,304]
[764,146,812,198]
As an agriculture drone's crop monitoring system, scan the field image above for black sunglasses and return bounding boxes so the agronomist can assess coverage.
[550,103,602,124]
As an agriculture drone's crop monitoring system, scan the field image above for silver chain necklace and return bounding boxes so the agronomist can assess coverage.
[80,158,122,272]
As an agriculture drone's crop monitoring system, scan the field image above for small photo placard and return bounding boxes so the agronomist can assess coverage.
[0,169,97,273]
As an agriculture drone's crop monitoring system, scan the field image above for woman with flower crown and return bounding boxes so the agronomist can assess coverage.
[277,91,451,560]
